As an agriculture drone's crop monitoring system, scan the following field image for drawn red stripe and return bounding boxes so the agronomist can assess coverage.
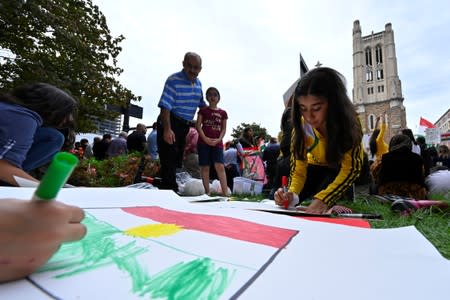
[122,207,298,248]
[299,217,371,228]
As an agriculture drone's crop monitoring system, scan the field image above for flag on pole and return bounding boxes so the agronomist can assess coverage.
[419,117,435,128]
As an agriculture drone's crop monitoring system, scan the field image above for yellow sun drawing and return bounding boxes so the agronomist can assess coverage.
[124,223,183,238]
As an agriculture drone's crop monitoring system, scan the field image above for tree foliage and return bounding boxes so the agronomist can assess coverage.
[0,0,140,132]
[231,122,270,141]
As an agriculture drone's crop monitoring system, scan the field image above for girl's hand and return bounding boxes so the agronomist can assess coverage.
[298,198,329,214]
[274,188,293,208]
[204,137,214,146]
[206,138,220,146]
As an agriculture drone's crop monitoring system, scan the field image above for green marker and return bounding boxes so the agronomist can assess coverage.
[32,152,79,201]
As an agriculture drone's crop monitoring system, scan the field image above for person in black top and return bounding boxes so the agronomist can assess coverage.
[127,123,147,153]
[93,134,111,160]
[262,137,280,190]
[371,134,427,199]
[239,127,255,148]
[434,144,450,169]
[416,136,432,176]
[269,95,293,199]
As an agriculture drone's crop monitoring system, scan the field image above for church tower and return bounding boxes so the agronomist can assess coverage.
[352,20,406,141]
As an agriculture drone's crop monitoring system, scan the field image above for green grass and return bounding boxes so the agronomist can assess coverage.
[230,193,450,259]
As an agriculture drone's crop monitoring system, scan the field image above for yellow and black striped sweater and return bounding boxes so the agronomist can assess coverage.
[289,125,363,206]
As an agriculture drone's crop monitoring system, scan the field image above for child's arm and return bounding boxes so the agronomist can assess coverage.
[0,160,38,186]
[374,115,380,129]
[217,118,227,144]
[195,113,208,143]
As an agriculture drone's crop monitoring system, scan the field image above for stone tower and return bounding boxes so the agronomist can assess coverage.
[352,20,406,142]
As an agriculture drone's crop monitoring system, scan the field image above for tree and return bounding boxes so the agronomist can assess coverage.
[231,122,270,141]
[0,0,140,132]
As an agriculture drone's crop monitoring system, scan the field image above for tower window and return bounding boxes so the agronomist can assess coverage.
[366,70,373,82]
[376,69,384,80]
[375,45,383,64]
[377,85,384,93]
[365,47,372,66]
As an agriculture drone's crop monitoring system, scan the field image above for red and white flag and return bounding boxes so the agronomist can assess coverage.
[419,117,435,128]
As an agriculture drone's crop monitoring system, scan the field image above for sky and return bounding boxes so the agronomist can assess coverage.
[92,0,450,141]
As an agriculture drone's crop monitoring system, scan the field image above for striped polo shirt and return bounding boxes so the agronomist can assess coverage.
[158,70,206,121]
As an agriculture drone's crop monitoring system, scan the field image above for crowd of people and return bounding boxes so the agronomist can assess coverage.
[70,122,155,162]
[1,52,450,281]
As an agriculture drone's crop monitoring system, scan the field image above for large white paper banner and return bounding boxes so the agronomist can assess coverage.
[0,187,449,299]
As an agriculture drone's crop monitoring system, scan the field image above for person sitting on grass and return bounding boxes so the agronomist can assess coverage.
[371,134,427,199]
[0,83,77,186]
[434,144,450,169]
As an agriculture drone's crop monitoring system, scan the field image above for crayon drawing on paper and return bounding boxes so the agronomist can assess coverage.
[30,206,298,299]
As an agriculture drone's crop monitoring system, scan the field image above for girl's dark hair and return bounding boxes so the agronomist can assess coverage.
[242,127,252,138]
[291,67,362,168]
[0,83,77,127]
[369,129,380,157]
[205,87,220,100]
[401,129,417,145]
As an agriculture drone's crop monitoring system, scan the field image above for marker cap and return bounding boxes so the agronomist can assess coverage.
[34,152,79,201]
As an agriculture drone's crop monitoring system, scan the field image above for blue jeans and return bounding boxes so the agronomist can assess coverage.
[22,127,64,171]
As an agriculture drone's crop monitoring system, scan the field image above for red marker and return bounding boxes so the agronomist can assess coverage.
[281,176,289,209]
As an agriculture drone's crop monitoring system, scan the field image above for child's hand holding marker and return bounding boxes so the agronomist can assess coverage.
[0,152,87,283]
[274,176,299,209]
[32,152,79,201]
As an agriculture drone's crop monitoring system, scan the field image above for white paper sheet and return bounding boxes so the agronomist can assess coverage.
[13,176,39,187]
[0,187,449,300]
[0,187,181,208]
[241,225,450,300]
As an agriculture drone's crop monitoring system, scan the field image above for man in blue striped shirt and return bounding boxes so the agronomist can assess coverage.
[157,52,206,191]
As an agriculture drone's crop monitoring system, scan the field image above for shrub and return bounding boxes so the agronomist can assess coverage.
[68,153,160,187]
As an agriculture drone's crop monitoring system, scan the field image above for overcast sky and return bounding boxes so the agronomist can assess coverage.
[92,0,450,140]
